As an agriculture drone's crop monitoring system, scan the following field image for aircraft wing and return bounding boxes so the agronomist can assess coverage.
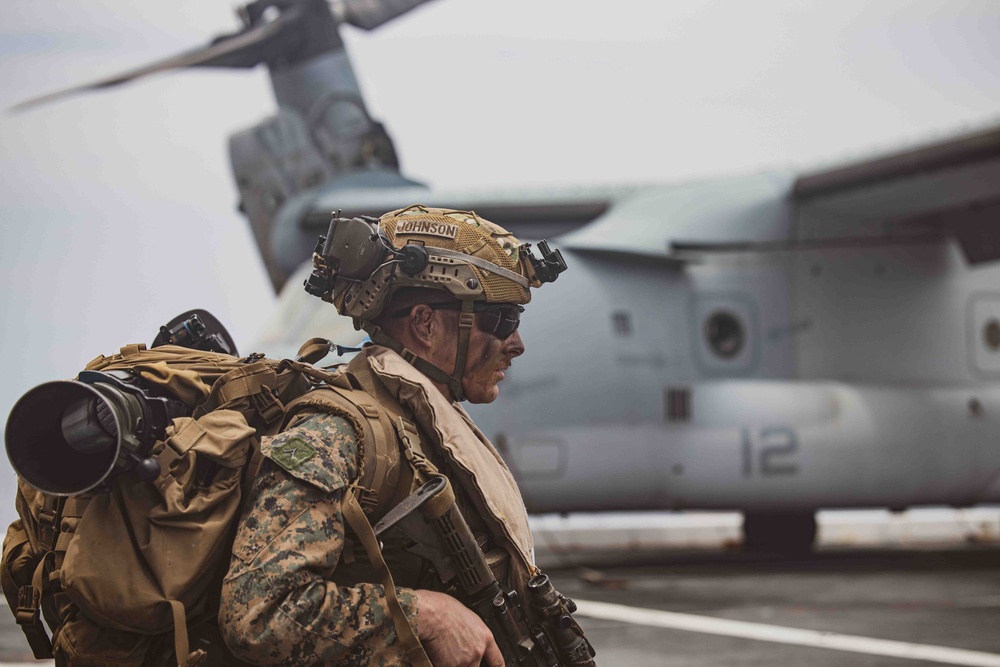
[790,124,1000,264]
[556,172,798,260]
[294,123,1000,266]
[668,124,1000,263]
[298,182,645,241]
[559,123,1000,263]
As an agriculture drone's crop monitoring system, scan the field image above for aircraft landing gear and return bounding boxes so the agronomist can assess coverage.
[742,511,817,554]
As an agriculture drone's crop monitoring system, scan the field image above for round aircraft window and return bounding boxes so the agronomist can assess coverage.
[705,311,745,359]
[984,319,1000,351]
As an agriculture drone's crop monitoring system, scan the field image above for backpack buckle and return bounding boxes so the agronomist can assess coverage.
[355,485,379,515]
[394,417,419,450]
[252,387,285,424]
[37,504,59,551]
[14,584,52,659]
[393,418,436,480]
[15,585,41,626]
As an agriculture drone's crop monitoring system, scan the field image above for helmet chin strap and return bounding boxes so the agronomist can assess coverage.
[363,300,476,402]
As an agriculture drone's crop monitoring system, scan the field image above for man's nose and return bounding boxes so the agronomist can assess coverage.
[505,330,525,358]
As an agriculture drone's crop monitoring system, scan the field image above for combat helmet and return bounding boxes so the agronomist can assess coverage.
[304,204,567,400]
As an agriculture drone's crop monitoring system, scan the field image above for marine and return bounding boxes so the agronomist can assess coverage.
[219,205,577,666]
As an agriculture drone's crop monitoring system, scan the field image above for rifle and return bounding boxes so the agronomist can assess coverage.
[374,475,596,667]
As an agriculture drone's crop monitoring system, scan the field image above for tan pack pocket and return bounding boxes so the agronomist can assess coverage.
[61,409,254,634]
[52,614,166,667]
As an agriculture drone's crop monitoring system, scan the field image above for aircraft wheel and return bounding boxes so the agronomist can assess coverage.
[742,511,817,554]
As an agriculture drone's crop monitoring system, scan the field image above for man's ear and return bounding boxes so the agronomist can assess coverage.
[407,304,437,348]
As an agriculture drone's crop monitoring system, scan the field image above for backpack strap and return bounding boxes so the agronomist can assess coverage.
[344,359,439,483]
[337,366,436,666]
[341,487,432,667]
[280,356,439,667]
[19,556,54,659]
[1,528,52,659]
[5,493,63,660]
[168,599,191,667]
[392,417,437,484]
[197,360,285,426]
[119,343,148,358]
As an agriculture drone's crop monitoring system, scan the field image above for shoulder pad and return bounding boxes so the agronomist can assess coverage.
[283,386,380,422]
[281,385,408,518]
[259,413,360,493]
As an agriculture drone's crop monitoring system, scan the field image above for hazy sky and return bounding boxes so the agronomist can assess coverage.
[0,0,998,525]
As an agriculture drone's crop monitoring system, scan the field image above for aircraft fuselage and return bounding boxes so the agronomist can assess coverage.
[468,238,1000,514]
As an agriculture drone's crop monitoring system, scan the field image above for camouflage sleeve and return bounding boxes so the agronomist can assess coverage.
[220,413,419,667]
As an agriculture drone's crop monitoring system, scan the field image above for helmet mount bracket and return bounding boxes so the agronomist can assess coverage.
[398,244,429,276]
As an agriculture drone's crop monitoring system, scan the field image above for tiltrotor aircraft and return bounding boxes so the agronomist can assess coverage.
[17,0,1000,552]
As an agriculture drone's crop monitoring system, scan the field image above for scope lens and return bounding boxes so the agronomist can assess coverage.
[60,397,117,455]
[6,380,123,495]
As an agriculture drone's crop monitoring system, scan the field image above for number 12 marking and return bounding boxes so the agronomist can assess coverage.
[741,426,799,476]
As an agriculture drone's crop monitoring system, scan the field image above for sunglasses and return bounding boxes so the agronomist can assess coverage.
[392,302,524,340]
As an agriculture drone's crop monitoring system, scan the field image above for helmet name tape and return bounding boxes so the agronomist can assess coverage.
[396,219,459,239]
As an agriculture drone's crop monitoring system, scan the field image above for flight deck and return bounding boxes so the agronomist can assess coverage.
[0,509,997,666]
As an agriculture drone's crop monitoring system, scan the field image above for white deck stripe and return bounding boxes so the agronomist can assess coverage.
[573,599,1000,667]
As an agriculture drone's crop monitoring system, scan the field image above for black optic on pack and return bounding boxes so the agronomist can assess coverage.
[6,370,188,495]
[152,309,238,356]
[524,240,568,284]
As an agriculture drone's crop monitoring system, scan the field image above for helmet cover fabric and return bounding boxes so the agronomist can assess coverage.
[334,205,538,324]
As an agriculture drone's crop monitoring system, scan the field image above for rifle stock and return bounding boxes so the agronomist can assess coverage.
[374,475,596,666]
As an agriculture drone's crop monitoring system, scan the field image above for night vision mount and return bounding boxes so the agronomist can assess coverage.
[523,240,567,284]
[304,214,429,300]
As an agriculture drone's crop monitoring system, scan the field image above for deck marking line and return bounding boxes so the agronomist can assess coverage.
[573,599,1000,667]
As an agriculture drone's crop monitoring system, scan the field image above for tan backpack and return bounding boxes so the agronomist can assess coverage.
[1,340,409,667]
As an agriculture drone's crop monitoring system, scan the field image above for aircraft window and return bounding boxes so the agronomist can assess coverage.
[665,387,691,422]
[985,319,1000,351]
[705,311,745,359]
[612,311,632,336]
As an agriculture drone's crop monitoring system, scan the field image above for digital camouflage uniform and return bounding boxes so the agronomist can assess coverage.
[221,394,518,666]
[220,412,420,666]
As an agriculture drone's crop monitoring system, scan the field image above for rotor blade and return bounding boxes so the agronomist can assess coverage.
[10,11,295,113]
[333,0,437,31]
